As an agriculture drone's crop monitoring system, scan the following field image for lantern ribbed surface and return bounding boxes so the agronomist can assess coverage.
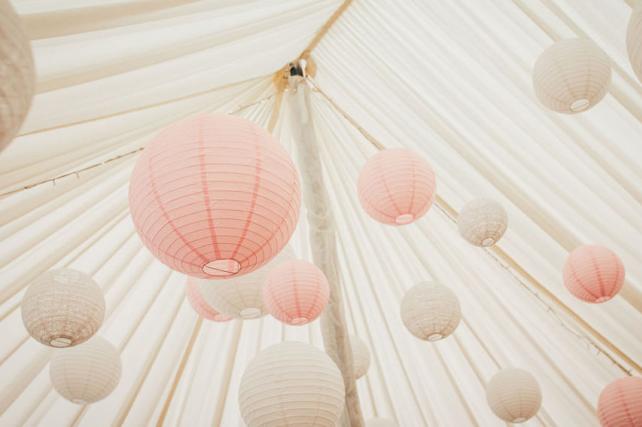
[186,277,232,322]
[357,148,436,225]
[598,377,642,427]
[350,335,371,379]
[238,341,345,427]
[49,336,122,404]
[262,260,330,325]
[563,245,625,303]
[533,38,611,113]
[0,0,35,152]
[400,282,461,341]
[457,198,508,247]
[627,3,642,84]
[198,246,294,319]
[486,368,542,423]
[129,114,301,280]
[366,418,398,427]
[21,269,105,348]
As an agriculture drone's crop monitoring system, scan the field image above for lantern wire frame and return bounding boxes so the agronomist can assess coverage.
[1,1,642,426]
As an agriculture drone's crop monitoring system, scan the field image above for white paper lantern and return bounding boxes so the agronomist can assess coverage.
[366,418,398,427]
[238,341,345,427]
[350,335,371,379]
[198,246,294,319]
[400,282,461,341]
[21,269,105,348]
[457,198,508,247]
[486,368,542,423]
[533,38,611,113]
[49,336,122,404]
[0,0,35,151]
[627,3,642,84]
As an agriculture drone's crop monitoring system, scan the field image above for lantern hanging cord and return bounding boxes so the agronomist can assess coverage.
[0,94,276,199]
[307,76,637,377]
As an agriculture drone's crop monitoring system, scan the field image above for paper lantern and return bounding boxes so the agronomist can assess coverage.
[49,336,121,404]
[357,148,436,225]
[563,245,625,303]
[129,114,301,280]
[238,342,345,427]
[0,0,35,151]
[186,277,232,322]
[486,368,542,423]
[350,335,371,379]
[21,269,105,348]
[263,260,330,325]
[366,418,398,427]
[627,3,642,84]
[598,377,642,427]
[457,198,508,247]
[400,282,461,341]
[533,38,611,113]
[198,246,294,319]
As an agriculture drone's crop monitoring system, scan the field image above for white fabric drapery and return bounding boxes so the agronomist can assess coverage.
[1,0,641,426]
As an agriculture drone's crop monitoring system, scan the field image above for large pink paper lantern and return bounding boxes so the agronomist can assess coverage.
[186,278,232,322]
[129,114,301,279]
[598,377,642,426]
[357,148,436,225]
[262,260,330,325]
[563,245,625,303]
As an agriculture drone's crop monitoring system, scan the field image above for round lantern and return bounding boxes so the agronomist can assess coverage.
[366,418,398,427]
[563,245,625,303]
[238,341,345,427]
[357,148,436,225]
[598,377,642,426]
[198,246,294,319]
[627,3,642,84]
[486,368,542,423]
[533,38,611,113]
[49,336,122,404]
[400,282,461,341]
[262,260,330,325]
[129,114,301,280]
[0,0,35,152]
[350,335,371,379]
[21,269,105,348]
[186,277,232,322]
[457,198,508,247]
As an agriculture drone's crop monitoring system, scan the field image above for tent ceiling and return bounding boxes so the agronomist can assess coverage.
[1,0,641,426]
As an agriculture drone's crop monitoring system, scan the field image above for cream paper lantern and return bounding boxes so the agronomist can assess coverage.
[350,335,371,379]
[400,282,461,341]
[366,418,398,427]
[49,336,122,404]
[457,198,508,247]
[238,341,345,427]
[533,38,611,113]
[627,3,642,84]
[198,246,294,319]
[0,0,36,151]
[21,269,105,348]
[486,368,542,423]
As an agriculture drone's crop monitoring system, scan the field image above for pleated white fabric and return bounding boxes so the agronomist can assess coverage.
[238,341,345,427]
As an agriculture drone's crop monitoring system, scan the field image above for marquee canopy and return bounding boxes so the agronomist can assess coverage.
[1,0,641,426]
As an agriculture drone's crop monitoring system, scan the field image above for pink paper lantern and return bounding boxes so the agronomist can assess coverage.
[262,260,330,325]
[598,377,642,426]
[186,278,232,322]
[563,245,625,303]
[129,114,301,279]
[357,148,436,225]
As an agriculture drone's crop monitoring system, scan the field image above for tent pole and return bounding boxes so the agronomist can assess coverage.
[287,78,364,427]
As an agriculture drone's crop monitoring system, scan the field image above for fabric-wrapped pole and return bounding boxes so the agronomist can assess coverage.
[287,77,364,427]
